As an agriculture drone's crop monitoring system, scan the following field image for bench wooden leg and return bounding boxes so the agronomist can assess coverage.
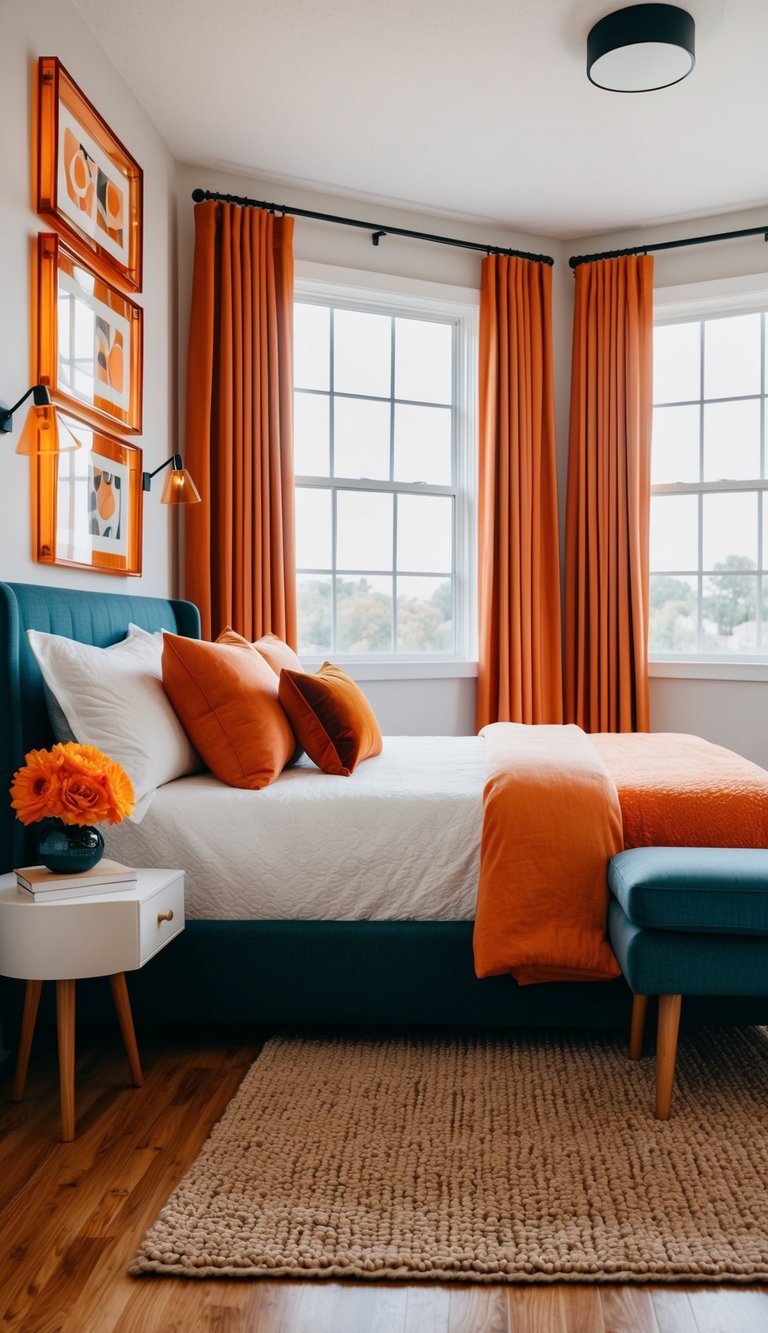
[656,994,682,1120]
[109,973,143,1088]
[629,994,648,1060]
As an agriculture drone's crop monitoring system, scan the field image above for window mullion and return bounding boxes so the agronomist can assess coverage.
[759,312,765,649]
[329,308,337,655]
[697,319,705,653]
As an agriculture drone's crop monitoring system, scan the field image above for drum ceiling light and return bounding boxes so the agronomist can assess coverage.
[587,4,695,92]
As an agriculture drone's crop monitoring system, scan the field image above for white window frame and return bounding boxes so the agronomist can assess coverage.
[650,272,768,682]
[294,261,478,678]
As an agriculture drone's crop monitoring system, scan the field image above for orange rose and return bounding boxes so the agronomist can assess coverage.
[102,756,135,822]
[52,742,106,774]
[10,748,62,825]
[58,771,112,826]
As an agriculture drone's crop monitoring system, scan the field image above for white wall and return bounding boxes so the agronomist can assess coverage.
[0,0,177,597]
[563,206,768,768]
[175,163,567,734]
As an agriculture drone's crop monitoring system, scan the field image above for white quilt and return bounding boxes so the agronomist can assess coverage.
[104,736,486,921]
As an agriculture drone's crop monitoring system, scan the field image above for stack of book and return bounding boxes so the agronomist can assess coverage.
[15,860,137,902]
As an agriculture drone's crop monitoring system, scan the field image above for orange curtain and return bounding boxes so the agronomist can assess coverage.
[184,200,297,644]
[564,254,653,732]
[475,255,563,729]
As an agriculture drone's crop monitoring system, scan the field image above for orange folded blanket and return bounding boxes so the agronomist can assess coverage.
[473,723,623,986]
[474,726,768,988]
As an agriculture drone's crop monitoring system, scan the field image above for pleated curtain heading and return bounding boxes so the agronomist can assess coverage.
[564,254,654,733]
[184,200,297,644]
[475,254,563,729]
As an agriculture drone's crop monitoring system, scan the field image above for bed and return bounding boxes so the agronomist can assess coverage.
[2,580,766,1031]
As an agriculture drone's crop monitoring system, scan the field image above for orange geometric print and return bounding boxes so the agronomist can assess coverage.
[63,127,94,216]
[94,470,117,521]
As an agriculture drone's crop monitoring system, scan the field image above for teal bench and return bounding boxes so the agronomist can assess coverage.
[607,847,768,1119]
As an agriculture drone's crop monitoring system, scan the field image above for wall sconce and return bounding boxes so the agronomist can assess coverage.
[142,453,201,505]
[0,384,82,454]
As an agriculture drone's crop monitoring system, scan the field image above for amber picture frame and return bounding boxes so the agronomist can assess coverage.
[33,413,143,576]
[37,55,143,292]
[37,233,143,435]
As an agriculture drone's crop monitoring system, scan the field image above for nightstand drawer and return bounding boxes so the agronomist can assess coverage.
[139,873,185,964]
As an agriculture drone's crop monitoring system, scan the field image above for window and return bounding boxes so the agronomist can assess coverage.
[650,309,768,659]
[293,284,475,662]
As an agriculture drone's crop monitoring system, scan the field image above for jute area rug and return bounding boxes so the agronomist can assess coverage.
[130,1028,768,1283]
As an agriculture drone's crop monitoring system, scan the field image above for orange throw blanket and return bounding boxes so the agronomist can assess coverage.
[591,731,768,849]
[474,726,768,987]
[473,723,623,986]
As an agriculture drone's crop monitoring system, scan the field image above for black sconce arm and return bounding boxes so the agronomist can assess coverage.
[142,454,183,491]
[0,385,52,434]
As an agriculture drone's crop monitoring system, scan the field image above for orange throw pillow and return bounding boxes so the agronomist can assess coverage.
[253,633,303,676]
[162,634,296,789]
[278,662,382,776]
[217,627,302,676]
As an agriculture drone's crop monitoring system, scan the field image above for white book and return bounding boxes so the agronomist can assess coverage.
[16,879,138,903]
[15,860,137,895]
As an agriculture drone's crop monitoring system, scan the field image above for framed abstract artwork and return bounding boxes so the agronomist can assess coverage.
[33,413,143,576]
[37,56,143,291]
[37,233,143,434]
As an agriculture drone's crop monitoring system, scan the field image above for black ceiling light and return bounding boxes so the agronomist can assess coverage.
[587,4,695,92]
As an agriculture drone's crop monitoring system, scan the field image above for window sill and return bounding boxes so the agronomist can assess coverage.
[300,658,479,682]
[649,659,768,682]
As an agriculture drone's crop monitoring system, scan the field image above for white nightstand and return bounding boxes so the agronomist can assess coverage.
[0,868,184,1141]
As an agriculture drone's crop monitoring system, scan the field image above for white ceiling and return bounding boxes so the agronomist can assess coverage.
[72,0,767,239]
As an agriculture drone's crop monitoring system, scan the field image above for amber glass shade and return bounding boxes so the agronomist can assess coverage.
[15,404,82,456]
[160,465,201,505]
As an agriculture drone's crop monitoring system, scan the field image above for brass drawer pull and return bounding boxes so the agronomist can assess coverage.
[157,909,174,924]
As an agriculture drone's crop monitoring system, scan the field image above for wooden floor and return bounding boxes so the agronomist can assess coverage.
[1,1027,766,1333]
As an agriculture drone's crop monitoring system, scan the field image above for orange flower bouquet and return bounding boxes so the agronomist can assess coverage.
[10,742,134,874]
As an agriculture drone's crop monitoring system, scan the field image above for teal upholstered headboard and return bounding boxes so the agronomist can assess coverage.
[0,582,200,873]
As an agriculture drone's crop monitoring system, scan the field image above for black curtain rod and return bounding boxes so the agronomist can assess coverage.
[569,222,768,269]
[191,188,555,266]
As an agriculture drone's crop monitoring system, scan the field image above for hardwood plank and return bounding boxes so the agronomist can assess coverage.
[506,1286,568,1333]
[329,1282,409,1333]
[600,1286,661,1333]
[405,1283,451,1333]
[558,1287,605,1333]
[449,1283,509,1332]
[649,1288,699,1333]
[688,1288,768,1333]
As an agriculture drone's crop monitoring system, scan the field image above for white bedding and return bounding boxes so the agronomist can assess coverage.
[104,736,486,921]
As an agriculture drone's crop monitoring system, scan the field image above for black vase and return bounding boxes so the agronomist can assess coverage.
[35,819,105,874]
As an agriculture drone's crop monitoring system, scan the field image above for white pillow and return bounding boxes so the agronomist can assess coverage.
[27,623,200,819]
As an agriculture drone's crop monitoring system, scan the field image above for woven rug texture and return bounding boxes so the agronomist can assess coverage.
[130,1028,768,1282]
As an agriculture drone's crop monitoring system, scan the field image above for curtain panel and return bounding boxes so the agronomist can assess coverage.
[183,200,297,644]
[564,254,653,732]
[475,255,563,729]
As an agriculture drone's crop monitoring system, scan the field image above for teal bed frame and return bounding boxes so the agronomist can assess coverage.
[2,581,762,1031]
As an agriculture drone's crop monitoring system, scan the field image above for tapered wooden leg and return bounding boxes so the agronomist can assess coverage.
[109,973,143,1088]
[56,980,76,1142]
[656,994,682,1121]
[10,979,43,1102]
[629,994,648,1060]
